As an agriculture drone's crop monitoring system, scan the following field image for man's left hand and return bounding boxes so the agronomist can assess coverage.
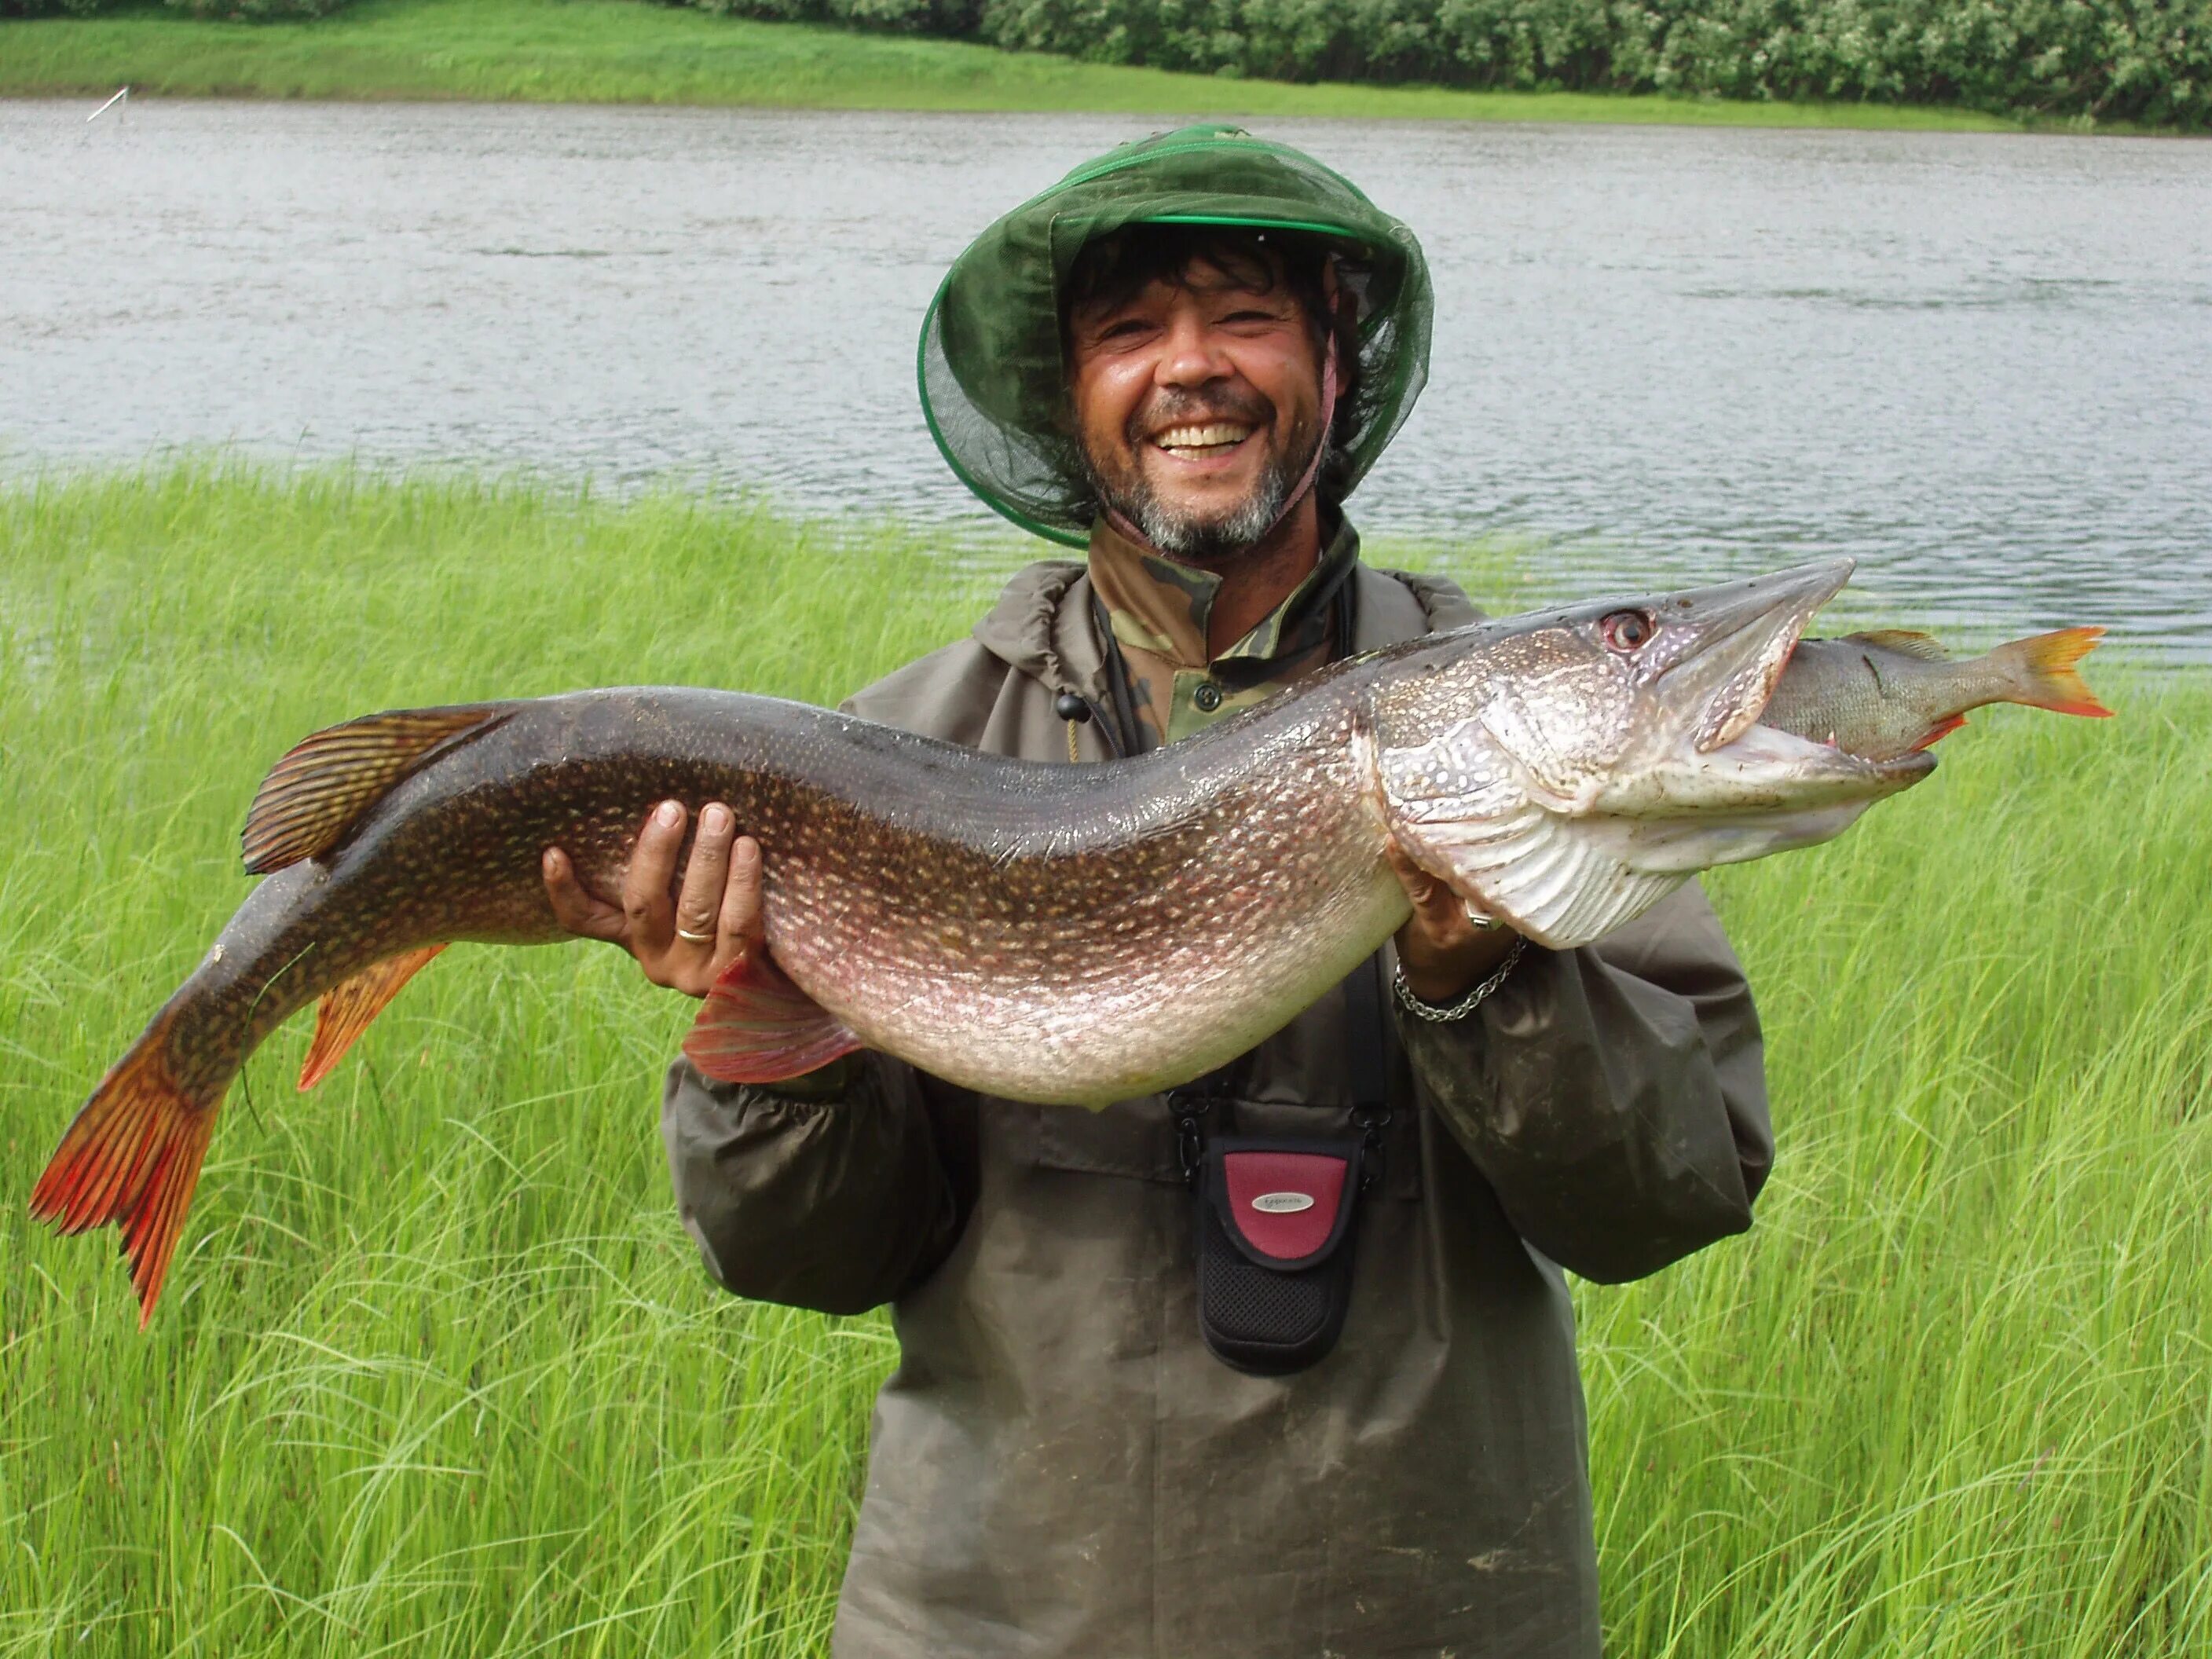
[1385,843,1518,1005]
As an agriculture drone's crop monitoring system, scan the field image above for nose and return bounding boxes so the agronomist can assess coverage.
[1155,305,1234,391]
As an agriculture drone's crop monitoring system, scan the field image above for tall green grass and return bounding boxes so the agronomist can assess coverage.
[1,463,2205,1655]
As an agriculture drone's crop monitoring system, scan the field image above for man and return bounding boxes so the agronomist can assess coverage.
[544,126,1769,1657]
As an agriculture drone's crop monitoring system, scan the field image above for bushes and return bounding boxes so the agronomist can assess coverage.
[979,0,2212,122]
[667,0,2210,123]
[681,0,976,32]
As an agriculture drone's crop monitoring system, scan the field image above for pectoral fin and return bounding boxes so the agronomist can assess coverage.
[1388,802,1683,950]
[298,945,447,1090]
[683,953,861,1085]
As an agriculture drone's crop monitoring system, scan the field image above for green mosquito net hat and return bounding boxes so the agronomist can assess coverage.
[919,124,1433,548]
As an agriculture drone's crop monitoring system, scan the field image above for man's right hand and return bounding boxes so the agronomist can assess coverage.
[544,800,776,999]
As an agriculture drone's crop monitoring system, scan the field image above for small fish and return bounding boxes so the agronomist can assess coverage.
[35,560,1938,1324]
[1760,627,2111,761]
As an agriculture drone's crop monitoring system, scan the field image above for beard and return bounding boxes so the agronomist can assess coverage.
[1082,390,1326,564]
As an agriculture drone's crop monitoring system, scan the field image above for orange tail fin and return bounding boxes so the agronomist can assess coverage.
[1996,626,2112,719]
[30,1014,220,1328]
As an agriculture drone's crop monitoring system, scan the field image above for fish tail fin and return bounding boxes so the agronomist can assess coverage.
[1994,626,2113,719]
[299,944,447,1090]
[30,1012,221,1328]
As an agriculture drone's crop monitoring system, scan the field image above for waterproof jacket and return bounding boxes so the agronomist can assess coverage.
[662,546,1773,1659]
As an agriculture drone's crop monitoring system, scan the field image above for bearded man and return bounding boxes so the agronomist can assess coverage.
[544,126,1770,1658]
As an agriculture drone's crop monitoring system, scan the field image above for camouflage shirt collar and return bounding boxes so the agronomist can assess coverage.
[1086,512,1362,672]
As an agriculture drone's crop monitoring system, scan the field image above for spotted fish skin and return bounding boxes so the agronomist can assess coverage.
[36,559,1946,1322]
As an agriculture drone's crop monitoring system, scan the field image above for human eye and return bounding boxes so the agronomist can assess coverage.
[1084,312,1156,348]
[1218,302,1292,330]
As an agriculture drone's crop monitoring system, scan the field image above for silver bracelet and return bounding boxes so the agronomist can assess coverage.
[1392,937,1526,1024]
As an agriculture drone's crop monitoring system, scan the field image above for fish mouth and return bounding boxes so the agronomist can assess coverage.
[1653,557,1936,802]
[1604,558,1934,840]
[1648,559,1855,755]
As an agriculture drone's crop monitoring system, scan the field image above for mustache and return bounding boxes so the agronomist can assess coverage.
[1124,386,1276,445]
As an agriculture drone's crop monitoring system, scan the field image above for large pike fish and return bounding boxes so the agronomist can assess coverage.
[32,561,2083,1323]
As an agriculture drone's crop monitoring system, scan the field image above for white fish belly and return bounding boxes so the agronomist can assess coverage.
[794,858,1409,1109]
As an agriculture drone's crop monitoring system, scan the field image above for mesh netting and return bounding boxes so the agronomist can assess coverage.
[1199,1251,1331,1345]
[918,124,1434,547]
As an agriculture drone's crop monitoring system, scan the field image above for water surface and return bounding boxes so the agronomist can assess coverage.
[3,101,2207,656]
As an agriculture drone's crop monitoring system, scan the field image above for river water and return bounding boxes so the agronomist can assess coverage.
[3,101,2208,656]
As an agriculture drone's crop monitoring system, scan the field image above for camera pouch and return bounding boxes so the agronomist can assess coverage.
[1195,1134,1366,1376]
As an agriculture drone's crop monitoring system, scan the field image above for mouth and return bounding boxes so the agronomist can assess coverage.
[1651,559,1855,755]
[1148,420,1258,461]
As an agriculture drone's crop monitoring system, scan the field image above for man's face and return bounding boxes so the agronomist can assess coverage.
[1064,252,1328,562]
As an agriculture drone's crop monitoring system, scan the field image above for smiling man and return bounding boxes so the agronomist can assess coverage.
[545,126,1772,1657]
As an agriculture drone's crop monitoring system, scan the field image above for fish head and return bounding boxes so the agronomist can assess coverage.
[1364,559,1935,947]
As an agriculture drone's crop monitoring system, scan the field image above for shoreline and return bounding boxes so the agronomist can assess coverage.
[2,459,2203,665]
[1,0,2039,134]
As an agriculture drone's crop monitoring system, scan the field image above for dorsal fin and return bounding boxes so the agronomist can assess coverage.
[242,705,509,873]
[1846,628,1951,662]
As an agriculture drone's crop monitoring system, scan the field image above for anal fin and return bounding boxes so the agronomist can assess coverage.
[1913,713,1968,750]
[683,952,860,1085]
[299,945,447,1090]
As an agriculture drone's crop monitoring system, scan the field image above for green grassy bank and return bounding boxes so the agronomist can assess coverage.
[2,463,2207,1656]
[0,0,2018,129]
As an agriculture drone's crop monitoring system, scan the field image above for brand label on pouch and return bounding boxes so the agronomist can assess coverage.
[1251,1192,1316,1214]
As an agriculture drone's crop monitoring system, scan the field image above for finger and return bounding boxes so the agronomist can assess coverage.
[1382,841,1445,910]
[672,803,736,949]
[719,835,768,959]
[623,800,687,953]
[542,848,626,941]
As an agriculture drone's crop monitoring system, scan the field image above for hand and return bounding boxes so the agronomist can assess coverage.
[544,800,784,999]
[1384,841,1518,1005]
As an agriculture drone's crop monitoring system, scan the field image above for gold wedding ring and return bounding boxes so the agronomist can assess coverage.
[674,925,716,944]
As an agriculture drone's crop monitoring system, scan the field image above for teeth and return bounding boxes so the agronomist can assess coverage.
[1152,423,1253,450]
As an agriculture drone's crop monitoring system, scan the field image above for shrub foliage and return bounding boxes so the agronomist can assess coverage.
[5,0,2201,123]
[676,0,2210,123]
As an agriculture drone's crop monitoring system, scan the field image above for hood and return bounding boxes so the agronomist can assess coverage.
[920,125,1433,546]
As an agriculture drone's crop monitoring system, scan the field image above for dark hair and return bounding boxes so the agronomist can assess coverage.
[1060,223,1364,489]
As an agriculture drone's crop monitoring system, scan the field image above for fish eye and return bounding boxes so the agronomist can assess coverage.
[1602,610,1656,652]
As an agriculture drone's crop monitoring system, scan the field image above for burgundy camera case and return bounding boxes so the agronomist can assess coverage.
[1195,1135,1366,1375]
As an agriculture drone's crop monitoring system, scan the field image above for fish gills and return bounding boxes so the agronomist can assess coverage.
[28,1011,214,1328]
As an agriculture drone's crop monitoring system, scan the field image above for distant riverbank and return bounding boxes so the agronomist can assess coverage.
[1,0,2020,130]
